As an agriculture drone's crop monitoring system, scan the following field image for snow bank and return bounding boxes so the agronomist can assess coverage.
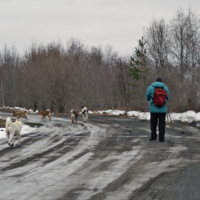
[169,111,200,123]
[89,109,200,123]
[0,106,35,113]
[127,111,150,120]
[90,110,126,115]
[2,106,200,123]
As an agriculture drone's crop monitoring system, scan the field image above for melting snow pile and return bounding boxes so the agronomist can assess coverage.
[0,106,35,113]
[89,110,200,123]
[1,106,200,123]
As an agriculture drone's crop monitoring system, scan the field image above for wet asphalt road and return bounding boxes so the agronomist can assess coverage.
[0,112,200,200]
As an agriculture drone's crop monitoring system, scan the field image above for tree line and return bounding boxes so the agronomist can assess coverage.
[0,8,200,113]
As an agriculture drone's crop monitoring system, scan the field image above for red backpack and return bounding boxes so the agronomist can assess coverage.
[153,87,168,107]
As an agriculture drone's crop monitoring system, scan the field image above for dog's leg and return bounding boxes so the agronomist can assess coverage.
[9,132,14,146]
[8,133,11,146]
[12,137,15,146]
[6,131,10,146]
[83,114,87,122]
[11,131,15,146]
[18,135,21,146]
[7,136,9,146]
[86,113,88,122]
[6,131,9,139]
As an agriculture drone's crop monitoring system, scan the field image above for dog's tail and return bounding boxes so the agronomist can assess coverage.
[6,117,12,127]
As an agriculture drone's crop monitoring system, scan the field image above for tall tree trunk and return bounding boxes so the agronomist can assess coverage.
[1,78,4,107]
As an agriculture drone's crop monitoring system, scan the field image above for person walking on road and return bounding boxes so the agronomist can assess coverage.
[146,77,169,142]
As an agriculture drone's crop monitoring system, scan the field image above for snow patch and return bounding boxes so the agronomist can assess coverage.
[0,125,37,139]
[90,109,200,123]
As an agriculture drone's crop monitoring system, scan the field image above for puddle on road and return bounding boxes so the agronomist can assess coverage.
[24,122,43,128]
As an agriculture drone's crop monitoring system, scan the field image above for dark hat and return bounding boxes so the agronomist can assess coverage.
[156,77,162,82]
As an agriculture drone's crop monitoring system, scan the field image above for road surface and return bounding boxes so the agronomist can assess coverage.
[0,111,200,200]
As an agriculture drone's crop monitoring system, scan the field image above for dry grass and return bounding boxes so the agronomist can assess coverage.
[0,119,5,128]
[0,118,16,128]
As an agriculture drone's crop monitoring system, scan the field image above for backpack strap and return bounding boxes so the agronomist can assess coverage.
[152,85,164,89]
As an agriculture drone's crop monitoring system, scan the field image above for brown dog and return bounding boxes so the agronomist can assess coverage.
[38,109,51,121]
[71,110,78,123]
[13,110,28,121]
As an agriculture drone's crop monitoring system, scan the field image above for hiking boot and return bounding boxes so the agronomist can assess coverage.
[149,137,157,141]
[159,139,165,142]
[149,134,157,141]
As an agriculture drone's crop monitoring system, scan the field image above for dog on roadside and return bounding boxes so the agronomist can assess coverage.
[82,106,88,122]
[38,109,51,121]
[13,110,28,121]
[71,110,78,123]
[46,109,51,120]
[5,117,22,146]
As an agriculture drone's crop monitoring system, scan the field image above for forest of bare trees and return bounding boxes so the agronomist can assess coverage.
[1,9,200,113]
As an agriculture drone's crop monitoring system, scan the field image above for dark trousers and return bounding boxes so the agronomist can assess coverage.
[150,113,166,141]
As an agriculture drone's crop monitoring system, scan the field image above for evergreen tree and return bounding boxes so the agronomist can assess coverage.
[128,37,148,92]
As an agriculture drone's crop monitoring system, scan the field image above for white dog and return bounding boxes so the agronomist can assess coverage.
[82,106,88,122]
[5,117,22,146]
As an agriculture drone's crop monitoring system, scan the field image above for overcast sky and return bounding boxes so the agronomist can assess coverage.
[1,0,200,56]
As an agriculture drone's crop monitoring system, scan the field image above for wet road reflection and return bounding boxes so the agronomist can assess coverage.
[0,112,200,200]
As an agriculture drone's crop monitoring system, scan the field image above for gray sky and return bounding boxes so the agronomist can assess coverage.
[1,0,200,56]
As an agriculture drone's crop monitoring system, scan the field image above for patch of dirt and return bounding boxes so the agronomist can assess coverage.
[24,122,43,128]
[0,119,5,128]
[0,118,18,128]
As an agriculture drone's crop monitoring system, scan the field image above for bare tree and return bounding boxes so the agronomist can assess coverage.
[145,18,171,77]
[115,58,131,109]
[169,9,200,110]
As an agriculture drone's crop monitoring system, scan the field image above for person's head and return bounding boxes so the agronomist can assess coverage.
[155,76,162,82]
